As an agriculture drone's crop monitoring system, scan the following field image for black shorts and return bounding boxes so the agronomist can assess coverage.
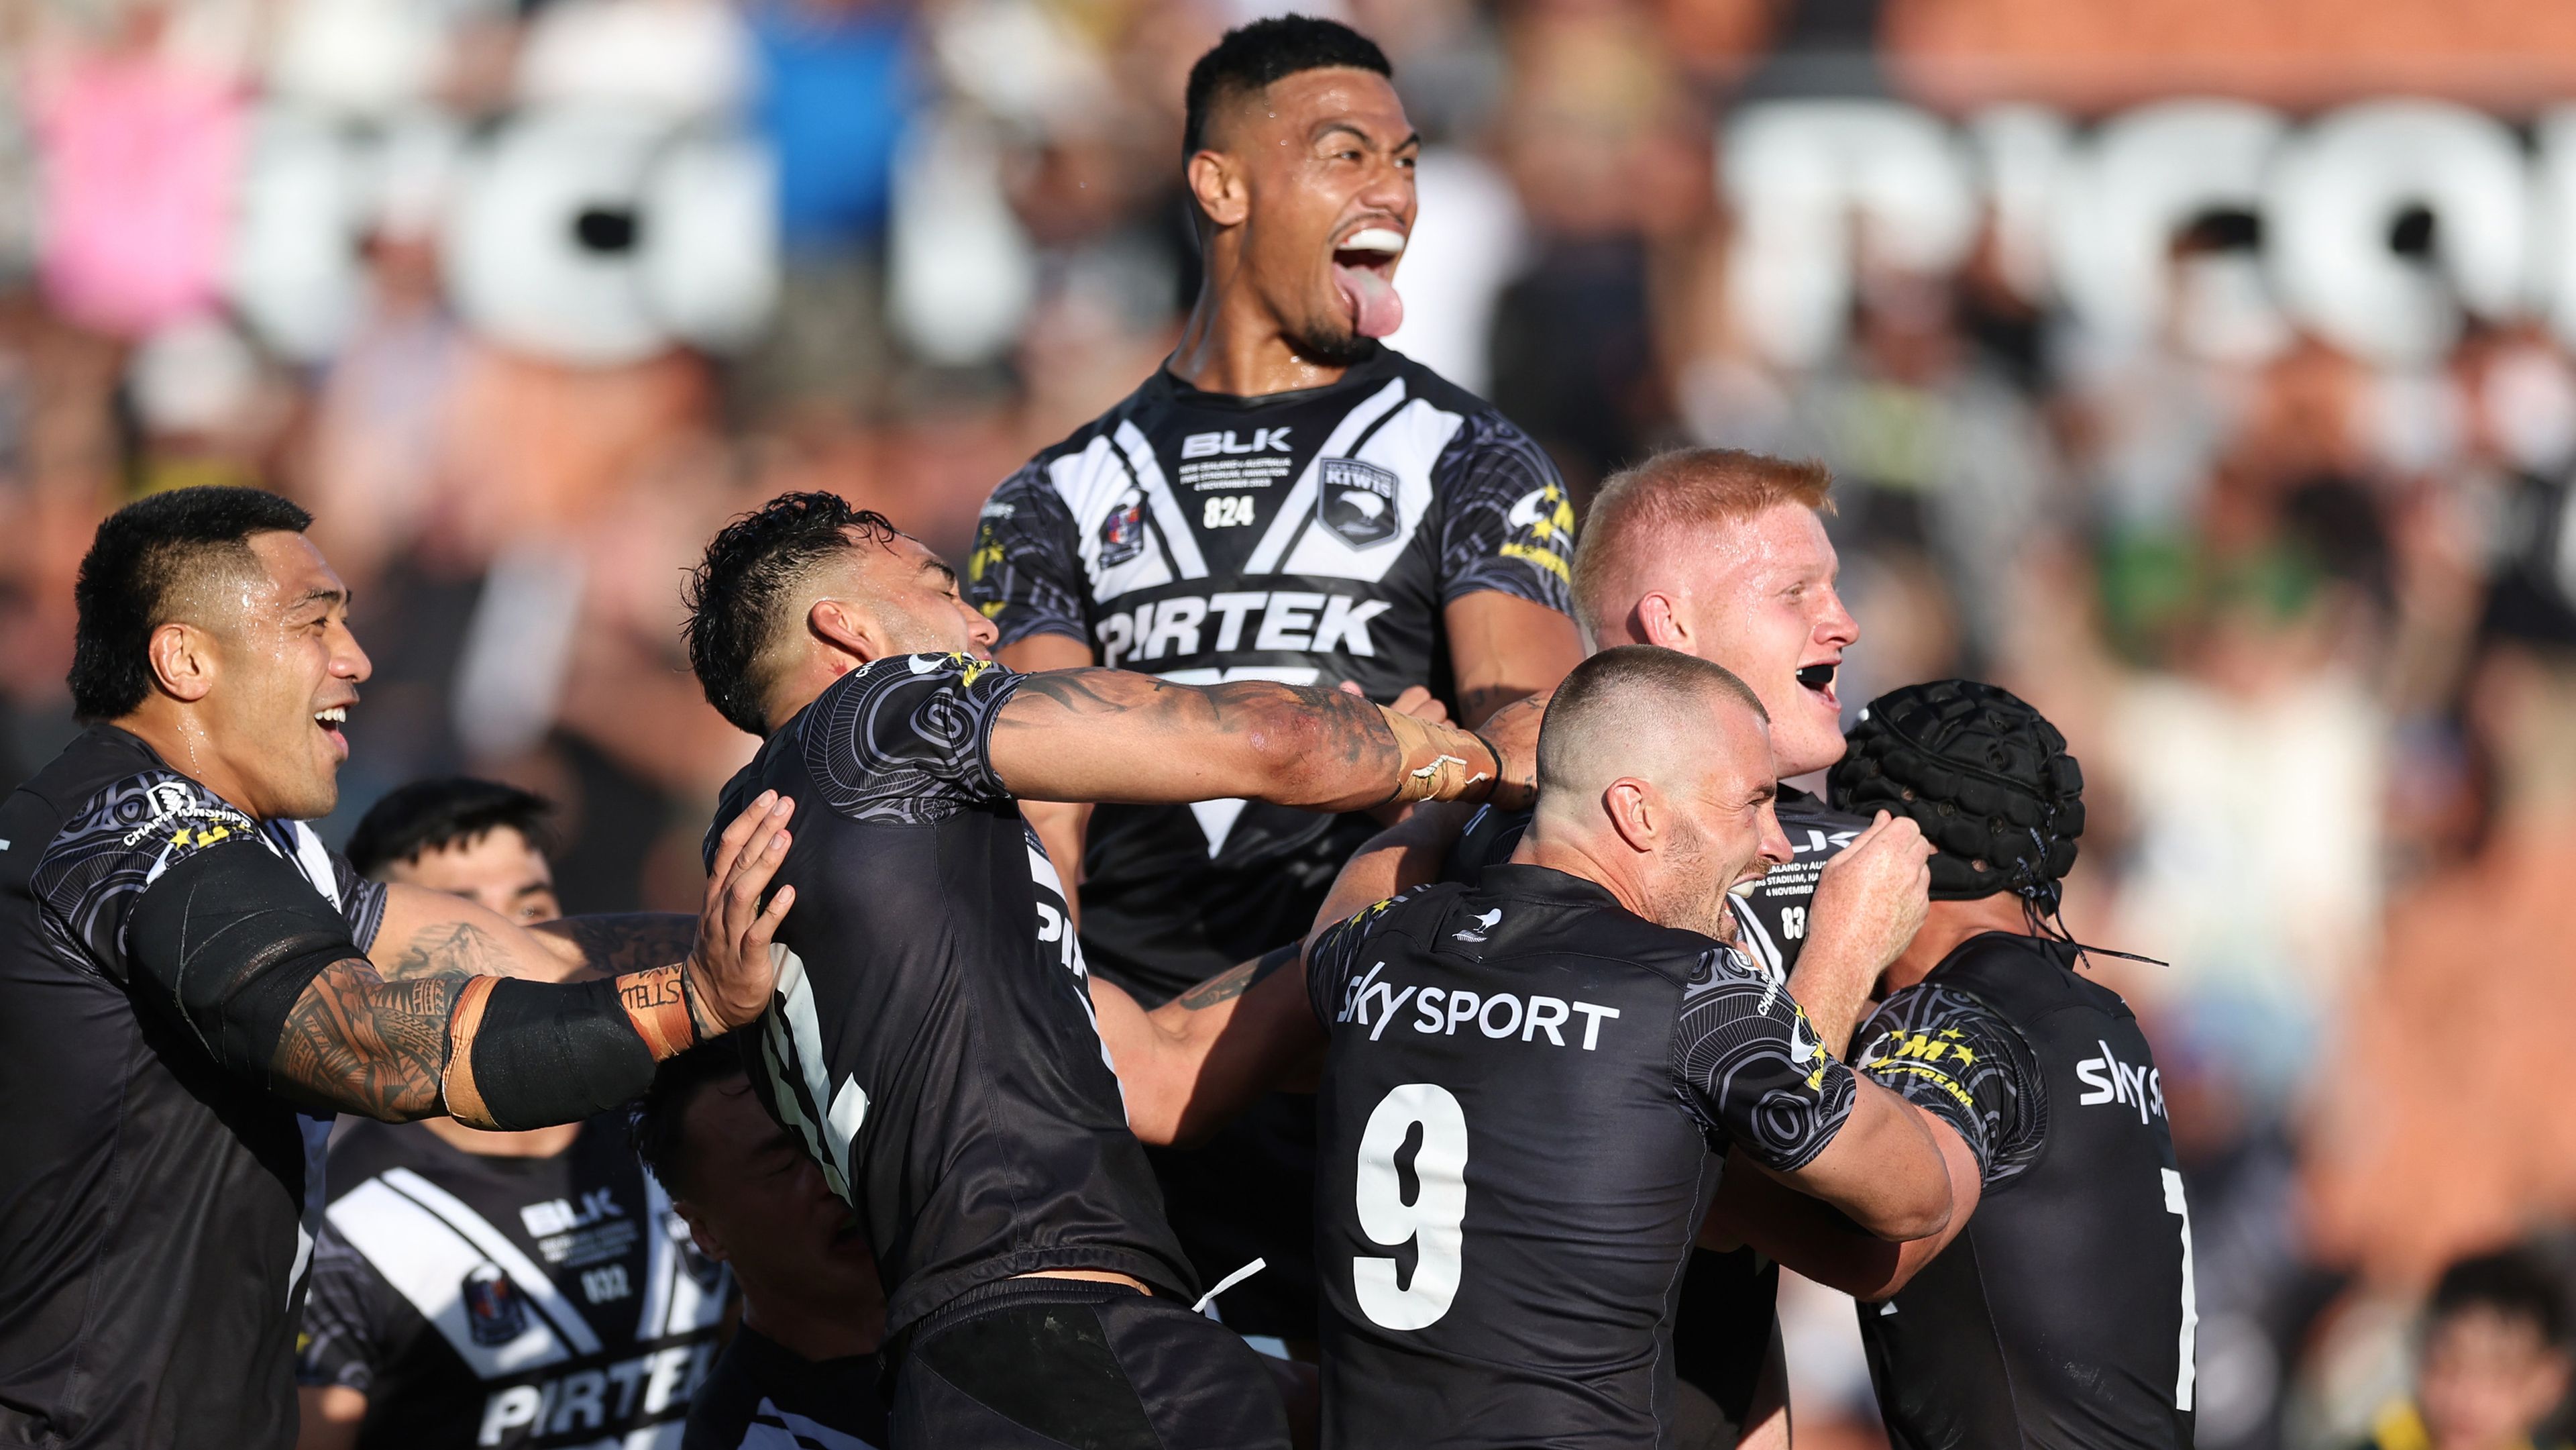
[892,1278,1292,1450]
[1142,1088,1320,1339]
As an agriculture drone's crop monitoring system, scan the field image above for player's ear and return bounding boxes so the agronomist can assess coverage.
[1603,778,1659,853]
[808,597,886,668]
[147,620,217,705]
[1633,592,1688,652]
[674,1204,733,1265]
[1187,148,1250,230]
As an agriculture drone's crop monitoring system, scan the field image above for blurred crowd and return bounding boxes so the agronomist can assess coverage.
[2,0,2575,1446]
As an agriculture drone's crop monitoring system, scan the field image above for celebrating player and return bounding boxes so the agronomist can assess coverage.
[0,488,788,1449]
[968,14,1582,1339]
[1715,680,2196,1449]
[632,1044,890,1450]
[1336,446,1935,1443]
[677,493,1534,1449]
[1303,646,1954,1447]
[297,780,731,1450]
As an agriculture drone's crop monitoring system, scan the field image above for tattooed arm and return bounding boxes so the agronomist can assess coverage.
[1087,945,1322,1147]
[990,669,1537,812]
[260,794,799,1122]
[368,890,695,985]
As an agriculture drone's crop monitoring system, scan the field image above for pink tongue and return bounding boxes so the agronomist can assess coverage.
[1334,263,1404,338]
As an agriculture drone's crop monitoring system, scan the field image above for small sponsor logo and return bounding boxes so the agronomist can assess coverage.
[461,1263,527,1345]
[1318,458,1400,546]
[1181,427,1292,458]
[1099,490,1150,567]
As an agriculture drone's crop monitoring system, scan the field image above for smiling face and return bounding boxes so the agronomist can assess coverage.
[1191,66,1419,364]
[177,531,369,821]
[1654,504,1858,780]
[670,1075,884,1345]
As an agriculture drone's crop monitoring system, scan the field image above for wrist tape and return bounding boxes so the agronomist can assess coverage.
[1376,707,1500,805]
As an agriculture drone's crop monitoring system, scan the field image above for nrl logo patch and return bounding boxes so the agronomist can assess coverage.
[1098,490,1150,568]
[1317,458,1399,547]
[461,1263,527,1345]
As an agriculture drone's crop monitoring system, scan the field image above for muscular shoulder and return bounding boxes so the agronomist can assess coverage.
[793,653,1028,826]
[32,764,264,964]
[1854,980,2045,1186]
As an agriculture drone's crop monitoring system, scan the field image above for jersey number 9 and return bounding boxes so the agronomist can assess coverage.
[1353,1083,1470,1331]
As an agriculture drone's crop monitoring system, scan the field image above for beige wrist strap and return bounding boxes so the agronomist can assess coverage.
[1376,707,1500,805]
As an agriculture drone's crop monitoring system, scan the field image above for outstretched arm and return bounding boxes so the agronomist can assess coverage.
[367,890,698,986]
[133,794,797,1123]
[997,631,1099,924]
[990,669,1534,813]
[1089,944,1322,1146]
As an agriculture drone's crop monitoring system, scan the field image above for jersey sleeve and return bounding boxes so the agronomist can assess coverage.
[800,653,1029,825]
[296,1229,387,1395]
[325,843,390,953]
[1430,413,1577,612]
[1305,894,1409,1027]
[1440,806,1529,888]
[966,463,1093,650]
[1669,950,1857,1172]
[1851,986,2041,1187]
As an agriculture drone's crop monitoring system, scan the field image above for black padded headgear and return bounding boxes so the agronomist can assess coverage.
[1829,680,2084,909]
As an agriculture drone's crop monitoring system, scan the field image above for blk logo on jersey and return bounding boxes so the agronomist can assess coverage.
[1181,427,1292,458]
[1099,490,1150,567]
[462,1263,527,1345]
[1319,459,1401,546]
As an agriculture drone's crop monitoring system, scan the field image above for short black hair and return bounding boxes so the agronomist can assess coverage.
[1182,15,1392,159]
[2431,1247,2570,1348]
[630,1040,752,1201]
[682,492,900,737]
[345,777,555,880]
[69,485,315,721]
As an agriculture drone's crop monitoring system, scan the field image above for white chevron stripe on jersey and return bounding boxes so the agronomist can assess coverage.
[1276,393,1466,582]
[1051,435,1176,601]
[742,1400,882,1449]
[1114,421,1209,580]
[1245,377,1409,574]
[326,1172,589,1376]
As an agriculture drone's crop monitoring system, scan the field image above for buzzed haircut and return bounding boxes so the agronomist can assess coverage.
[1571,449,1835,641]
[1182,15,1392,160]
[1536,644,1766,793]
[68,485,315,721]
[682,492,901,737]
[2430,1247,2571,1349]
[629,1040,752,1202]
[345,777,554,881]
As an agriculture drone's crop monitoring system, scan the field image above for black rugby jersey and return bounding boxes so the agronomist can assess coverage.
[706,653,1195,1334]
[0,725,386,1449]
[1851,933,2195,1450]
[1448,783,1870,984]
[682,1326,887,1450]
[967,345,1576,998]
[298,1117,731,1449]
[1305,866,1856,1449]
[1444,781,1868,1431]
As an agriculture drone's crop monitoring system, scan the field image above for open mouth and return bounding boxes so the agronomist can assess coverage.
[1795,662,1838,707]
[313,705,350,757]
[1330,225,1406,339]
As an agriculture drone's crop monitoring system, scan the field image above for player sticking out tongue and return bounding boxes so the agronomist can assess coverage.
[1332,224,1406,338]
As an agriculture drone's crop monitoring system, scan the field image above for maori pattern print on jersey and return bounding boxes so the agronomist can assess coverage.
[801,654,1026,825]
[33,769,386,980]
[1854,984,2045,1186]
[1671,947,1857,1172]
